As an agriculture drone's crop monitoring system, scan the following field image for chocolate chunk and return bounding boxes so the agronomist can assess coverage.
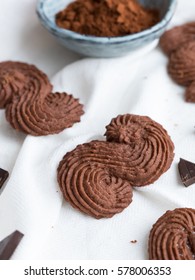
[0,168,9,190]
[0,230,24,260]
[178,158,195,187]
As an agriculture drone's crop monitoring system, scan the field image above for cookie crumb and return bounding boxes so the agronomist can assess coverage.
[130,240,137,244]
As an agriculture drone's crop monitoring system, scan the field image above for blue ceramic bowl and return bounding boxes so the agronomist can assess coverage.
[36,0,177,58]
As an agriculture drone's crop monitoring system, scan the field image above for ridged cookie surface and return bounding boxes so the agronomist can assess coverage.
[160,22,195,56]
[57,114,174,219]
[168,41,195,86]
[0,61,84,136]
[148,208,195,260]
[0,61,51,108]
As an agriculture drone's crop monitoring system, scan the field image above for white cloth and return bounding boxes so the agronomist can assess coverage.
[0,0,195,260]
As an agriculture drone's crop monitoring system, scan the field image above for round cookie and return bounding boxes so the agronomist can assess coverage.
[159,22,195,56]
[168,41,195,86]
[148,208,195,260]
[57,114,174,219]
[104,114,174,186]
[0,61,52,108]
[0,69,25,108]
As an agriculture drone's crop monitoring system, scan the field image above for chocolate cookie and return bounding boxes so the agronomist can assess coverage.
[0,61,52,108]
[148,208,195,260]
[6,88,84,136]
[57,114,174,219]
[0,61,84,136]
[168,41,195,86]
[159,22,195,56]
[185,81,195,103]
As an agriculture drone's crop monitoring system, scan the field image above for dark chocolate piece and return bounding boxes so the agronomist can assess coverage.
[178,158,195,187]
[0,230,24,260]
[0,168,9,189]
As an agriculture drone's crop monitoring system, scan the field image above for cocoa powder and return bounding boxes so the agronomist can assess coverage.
[55,0,159,37]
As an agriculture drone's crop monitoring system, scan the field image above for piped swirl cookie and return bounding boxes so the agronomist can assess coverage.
[159,22,195,56]
[148,208,195,260]
[0,61,84,136]
[168,41,195,86]
[0,61,52,108]
[57,114,174,219]
[159,22,195,103]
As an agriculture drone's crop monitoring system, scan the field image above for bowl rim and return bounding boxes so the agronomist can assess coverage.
[36,0,177,43]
